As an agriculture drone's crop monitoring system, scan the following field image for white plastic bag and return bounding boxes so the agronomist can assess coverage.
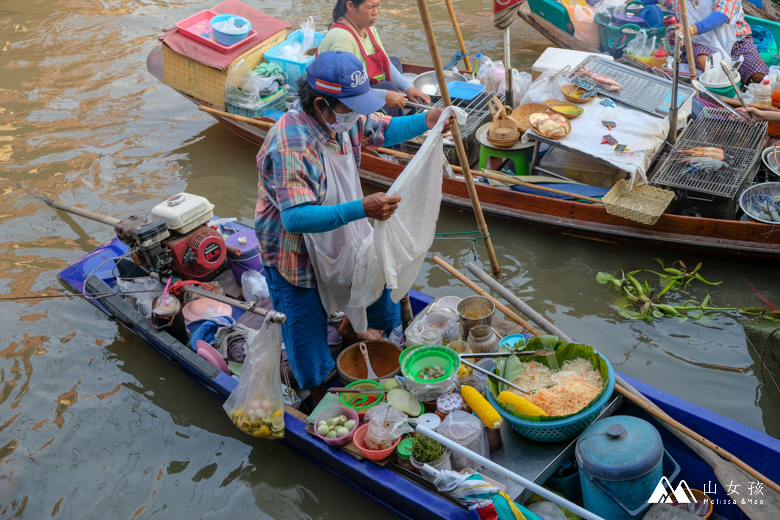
[595,0,626,15]
[350,107,467,317]
[526,501,569,520]
[116,276,163,316]
[225,59,283,109]
[476,56,506,94]
[519,66,571,105]
[512,70,533,108]
[301,16,315,52]
[566,1,599,49]
[626,30,656,58]
[241,270,269,302]
[363,403,413,450]
[223,315,285,439]
[213,17,244,35]
[437,411,489,471]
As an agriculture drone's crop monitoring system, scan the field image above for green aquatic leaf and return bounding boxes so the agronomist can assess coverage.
[694,273,722,285]
[596,272,616,284]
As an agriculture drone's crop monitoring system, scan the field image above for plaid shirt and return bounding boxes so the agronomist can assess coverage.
[669,0,751,39]
[255,101,391,288]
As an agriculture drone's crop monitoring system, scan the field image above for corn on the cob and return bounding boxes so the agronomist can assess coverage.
[461,385,502,429]
[498,391,547,417]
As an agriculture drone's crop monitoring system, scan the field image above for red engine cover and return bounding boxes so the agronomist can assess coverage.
[164,226,226,279]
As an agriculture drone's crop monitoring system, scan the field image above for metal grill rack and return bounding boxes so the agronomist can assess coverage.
[568,56,694,117]
[650,109,767,219]
[400,91,503,166]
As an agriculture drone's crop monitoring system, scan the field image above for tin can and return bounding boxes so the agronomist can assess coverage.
[663,14,677,26]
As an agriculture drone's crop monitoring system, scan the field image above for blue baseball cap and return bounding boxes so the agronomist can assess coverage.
[306,51,385,115]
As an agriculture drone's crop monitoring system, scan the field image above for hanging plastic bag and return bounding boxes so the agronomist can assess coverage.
[300,16,316,52]
[350,107,467,319]
[437,411,489,471]
[476,56,506,94]
[511,70,533,108]
[363,403,413,450]
[225,59,283,109]
[519,66,571,105]
[565,0,600,49]
[116,276,163,316]
[241,270,270,302]
[223,315,286,439]
[595,0,625,15]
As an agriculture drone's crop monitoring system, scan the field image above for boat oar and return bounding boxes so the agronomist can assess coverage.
[415,0,501,276]
[479,170,604,205]
[432,256,543,336]
[459,358,528,393]
[465,262,573,341]
[414,424,607,520]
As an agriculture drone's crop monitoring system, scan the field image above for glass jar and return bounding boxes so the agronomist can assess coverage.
[467,325,499,354]
[458,374,485,397]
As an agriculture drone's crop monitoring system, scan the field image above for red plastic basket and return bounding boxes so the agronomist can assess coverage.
[313,406,358,447]
[353,424,401,460]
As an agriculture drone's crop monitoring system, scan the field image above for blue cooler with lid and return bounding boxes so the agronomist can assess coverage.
[576,415,680,520]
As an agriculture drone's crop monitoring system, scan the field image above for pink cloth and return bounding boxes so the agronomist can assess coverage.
[160,0,291,70]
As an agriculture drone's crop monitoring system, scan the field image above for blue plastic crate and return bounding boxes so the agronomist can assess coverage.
[264,30,326,89]
[225,88,287,118]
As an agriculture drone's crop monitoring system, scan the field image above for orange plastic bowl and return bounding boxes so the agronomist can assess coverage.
[352,424,401,461]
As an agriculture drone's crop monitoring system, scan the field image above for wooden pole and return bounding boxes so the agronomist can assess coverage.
[504,28,513,108]
[432,256,541,335]
[416,0,501,275]
[442,0,472,73]
[479,170,604,204]
[679,0,698,82]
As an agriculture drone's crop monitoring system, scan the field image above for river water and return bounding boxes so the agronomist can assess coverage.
[2,0,779,518]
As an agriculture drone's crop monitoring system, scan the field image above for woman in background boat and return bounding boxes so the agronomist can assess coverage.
[737,106,780,119]
[317,0,431,116]
[666,0,767,83]
[255,51,451,403]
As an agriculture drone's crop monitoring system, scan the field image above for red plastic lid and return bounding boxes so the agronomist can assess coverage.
[653,45,667,58]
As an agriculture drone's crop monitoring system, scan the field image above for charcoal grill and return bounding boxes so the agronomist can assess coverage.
[400,91,503,167]
[650,109,768,219]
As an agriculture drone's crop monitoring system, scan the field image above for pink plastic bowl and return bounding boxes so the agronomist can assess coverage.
[313,406,359,447]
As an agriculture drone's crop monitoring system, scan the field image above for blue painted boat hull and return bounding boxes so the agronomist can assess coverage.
[59,236,780,520]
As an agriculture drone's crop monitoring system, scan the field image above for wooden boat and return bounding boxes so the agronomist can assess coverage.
[146,48,780,260]
[59,220,780,520]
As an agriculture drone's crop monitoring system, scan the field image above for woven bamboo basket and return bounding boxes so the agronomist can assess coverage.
[510,103,548,133]
[602,179,675,225]
[530,114,571,141]
[560,84,594,104]
[487,96,520,147]
[545,99,584,119]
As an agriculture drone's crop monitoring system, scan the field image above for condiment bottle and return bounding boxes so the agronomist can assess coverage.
[756,79,773,108]
[772,80,780,108]
[651,45,667,69]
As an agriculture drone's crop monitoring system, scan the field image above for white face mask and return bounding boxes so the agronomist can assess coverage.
[322,100,358,134]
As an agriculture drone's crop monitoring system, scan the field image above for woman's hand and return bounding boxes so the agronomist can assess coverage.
[362,192,401,220]
[384,90,407,109]
[406,87,431,105]
[425,107,456,133]
[736,106,780,122]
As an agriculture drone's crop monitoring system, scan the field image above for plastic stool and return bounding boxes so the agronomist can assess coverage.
[479,142,536,175]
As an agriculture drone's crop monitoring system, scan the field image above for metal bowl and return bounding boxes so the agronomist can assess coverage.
[412,70,467,98]
[761,146,780,182]
[739,182,780,224]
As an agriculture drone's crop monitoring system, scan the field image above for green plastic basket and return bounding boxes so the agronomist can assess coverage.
[401,345,460,384]
[339,379,385,413]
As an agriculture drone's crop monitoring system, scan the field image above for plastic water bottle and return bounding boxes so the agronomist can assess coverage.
[755,79,773,108]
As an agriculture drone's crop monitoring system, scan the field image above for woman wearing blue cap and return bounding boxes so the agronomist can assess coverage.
[255,51,452,402]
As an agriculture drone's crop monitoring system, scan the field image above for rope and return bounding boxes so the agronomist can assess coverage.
[434,230,490,261]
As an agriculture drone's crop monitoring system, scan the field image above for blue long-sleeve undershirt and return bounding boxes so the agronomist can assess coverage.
[279,113,428,233]
[694,12,729,36]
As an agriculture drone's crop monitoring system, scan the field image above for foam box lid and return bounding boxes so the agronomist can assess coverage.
[531,49,613,79]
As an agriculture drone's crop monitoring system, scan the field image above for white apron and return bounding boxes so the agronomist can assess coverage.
[686,0,741,61]
[302,135,374,333]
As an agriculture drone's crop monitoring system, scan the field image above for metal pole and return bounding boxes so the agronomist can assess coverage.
[415,425,608,520]
[182,286,286,324]
[504,27,513,108]
[415,0,501,275]
[667,31,681,144]
[44,198,120,226]
[459,358,528,393]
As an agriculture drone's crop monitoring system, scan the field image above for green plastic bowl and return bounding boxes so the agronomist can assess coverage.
[401,345,460,384]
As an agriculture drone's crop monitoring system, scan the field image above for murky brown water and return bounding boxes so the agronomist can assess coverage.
[2,0,779,518]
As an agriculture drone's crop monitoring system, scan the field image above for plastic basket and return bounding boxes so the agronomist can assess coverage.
[339,379,385,416]
[313,405,359,447]
[603,179,675,225]
[225,88,287,118]
[353,423,401,460]
[263,29,326,87]
[401,345,460,384]
[487,350,615,443]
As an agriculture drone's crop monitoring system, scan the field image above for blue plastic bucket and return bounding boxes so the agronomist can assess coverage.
[210,14,252,46]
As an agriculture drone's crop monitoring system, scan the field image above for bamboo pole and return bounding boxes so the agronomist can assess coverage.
[679,0,698,83]
[415,0,501,275]
[432,256,541,335]
[442,0,473,73]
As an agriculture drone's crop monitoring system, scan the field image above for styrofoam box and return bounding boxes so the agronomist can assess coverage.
[531,48,614,80]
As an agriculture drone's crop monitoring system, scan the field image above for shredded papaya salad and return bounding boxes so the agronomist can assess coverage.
[509,359,603,416]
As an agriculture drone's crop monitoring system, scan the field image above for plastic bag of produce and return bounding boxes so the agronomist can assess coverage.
[476,56,506,94]
[437,411,489,471]
[519,66,571,105]
[363,403,413,450]
[223,314,286,439]
[511,70,533,108]
[301,16,316,52]
[225,59,283,110]
[565,0,600,49]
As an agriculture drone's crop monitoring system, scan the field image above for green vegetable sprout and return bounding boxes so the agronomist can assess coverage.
[410,434,446,464]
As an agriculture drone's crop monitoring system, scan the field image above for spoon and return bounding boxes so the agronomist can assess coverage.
[359,342,378,380]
